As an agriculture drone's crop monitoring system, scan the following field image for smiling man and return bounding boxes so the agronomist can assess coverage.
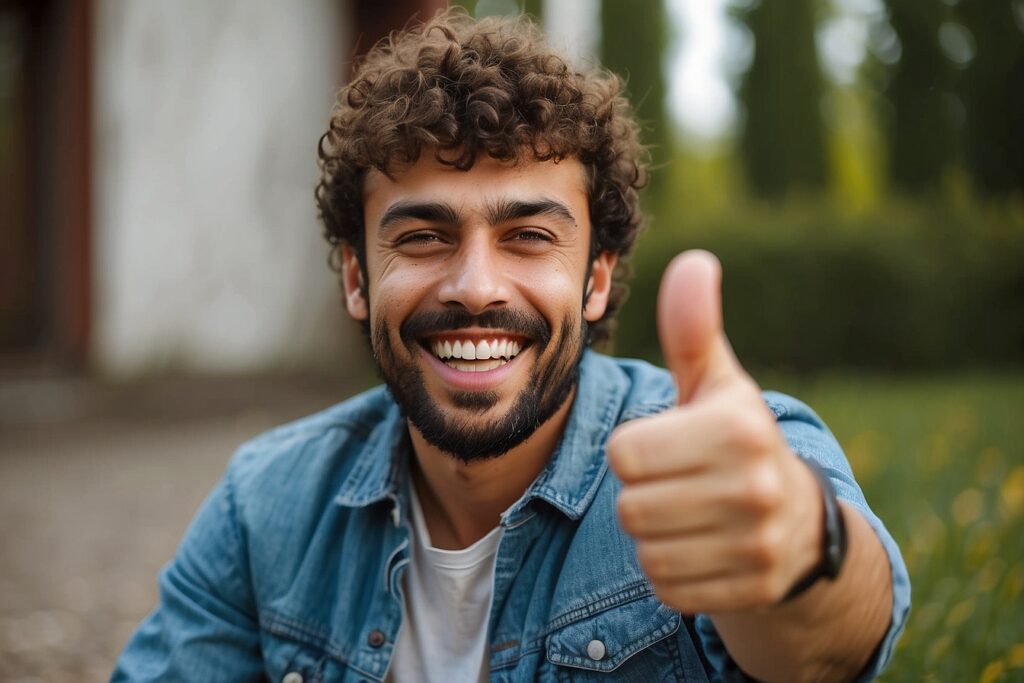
[112,10,909,683]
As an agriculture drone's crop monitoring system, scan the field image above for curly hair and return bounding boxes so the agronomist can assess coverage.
[316,8,648,345]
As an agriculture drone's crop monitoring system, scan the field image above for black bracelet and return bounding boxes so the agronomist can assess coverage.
[781,459,848,602]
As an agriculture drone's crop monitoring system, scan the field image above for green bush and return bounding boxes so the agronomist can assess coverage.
[613,198,1024,372]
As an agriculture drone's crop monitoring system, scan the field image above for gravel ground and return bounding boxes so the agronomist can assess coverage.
[0,377,355,683]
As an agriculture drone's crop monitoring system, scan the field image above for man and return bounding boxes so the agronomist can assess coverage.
[113,10,909,682]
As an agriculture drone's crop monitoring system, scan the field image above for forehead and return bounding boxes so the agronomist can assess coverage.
[363,154,588,218]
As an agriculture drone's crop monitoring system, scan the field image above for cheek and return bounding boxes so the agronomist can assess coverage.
[512,257,586,310]
[372,266,435,320]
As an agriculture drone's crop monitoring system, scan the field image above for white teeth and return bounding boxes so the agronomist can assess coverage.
[430,337,524,362]
[446,359,506,372]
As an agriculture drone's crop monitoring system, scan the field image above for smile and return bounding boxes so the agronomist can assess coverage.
[427,336,524,372]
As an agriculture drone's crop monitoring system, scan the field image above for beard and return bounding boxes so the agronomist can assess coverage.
[370,307,587,463]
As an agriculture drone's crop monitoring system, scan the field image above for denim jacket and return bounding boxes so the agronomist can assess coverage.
[112,351,910,682]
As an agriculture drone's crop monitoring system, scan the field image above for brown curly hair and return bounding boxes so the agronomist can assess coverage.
[316,8,648,345]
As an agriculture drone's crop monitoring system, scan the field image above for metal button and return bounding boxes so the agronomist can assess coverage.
[367,629,386,647]
[282,673,303,683]
[586,638,606,661]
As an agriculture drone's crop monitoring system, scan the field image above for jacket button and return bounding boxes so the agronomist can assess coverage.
[586,639,606,661]
[282,673,303,683]
[367,629,386,647]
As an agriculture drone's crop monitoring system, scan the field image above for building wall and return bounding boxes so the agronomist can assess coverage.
[92,0,352,376]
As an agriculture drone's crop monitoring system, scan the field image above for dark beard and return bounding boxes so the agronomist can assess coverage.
[371,308,586,463]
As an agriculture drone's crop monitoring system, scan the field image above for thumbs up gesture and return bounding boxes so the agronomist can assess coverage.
[607,251,823,614]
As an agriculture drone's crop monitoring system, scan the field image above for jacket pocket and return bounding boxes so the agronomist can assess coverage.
[261,629,330,683]
[545,595,686,680]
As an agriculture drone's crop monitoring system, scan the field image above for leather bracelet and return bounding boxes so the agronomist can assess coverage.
[781,459,847,602]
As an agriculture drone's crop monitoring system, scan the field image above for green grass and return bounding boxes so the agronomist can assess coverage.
[759,370,1024,682]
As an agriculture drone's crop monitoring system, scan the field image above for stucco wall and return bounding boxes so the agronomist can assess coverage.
[92,0,351,376]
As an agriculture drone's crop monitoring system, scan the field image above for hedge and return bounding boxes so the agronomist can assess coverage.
[611,198,1024,372]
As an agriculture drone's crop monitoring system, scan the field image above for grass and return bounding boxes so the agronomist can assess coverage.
[759,369,1024,682]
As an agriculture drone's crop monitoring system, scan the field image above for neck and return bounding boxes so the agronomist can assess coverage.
[408,388,575,550]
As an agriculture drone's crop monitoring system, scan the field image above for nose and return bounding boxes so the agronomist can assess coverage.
[436,233,511,314]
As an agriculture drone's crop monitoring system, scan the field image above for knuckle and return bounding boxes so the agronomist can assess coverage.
[728,412,770,452]
[637,543,669,579]
[741,463,784,515]
[616,493,646,534]
[607,434,643,482]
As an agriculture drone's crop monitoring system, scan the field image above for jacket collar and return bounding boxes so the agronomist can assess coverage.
[334,351,631,521]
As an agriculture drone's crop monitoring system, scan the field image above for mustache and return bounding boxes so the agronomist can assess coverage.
[400,308,551,345]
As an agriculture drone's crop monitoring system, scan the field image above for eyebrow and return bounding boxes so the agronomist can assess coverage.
[484,198,578,228]
[376,197,578,233]
[378,201,459,231]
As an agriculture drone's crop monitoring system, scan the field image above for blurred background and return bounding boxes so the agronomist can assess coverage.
[0,0,1021,680]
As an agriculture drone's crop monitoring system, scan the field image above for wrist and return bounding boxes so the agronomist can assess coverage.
[781,459,848,602]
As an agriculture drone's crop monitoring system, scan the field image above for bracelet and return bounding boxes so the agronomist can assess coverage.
[781,459,848,602]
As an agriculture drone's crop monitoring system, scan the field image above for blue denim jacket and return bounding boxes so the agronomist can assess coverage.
[112,351,910,682]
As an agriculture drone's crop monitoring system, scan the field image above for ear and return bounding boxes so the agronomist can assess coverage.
[340,243,368,321]
[583,251,618,322]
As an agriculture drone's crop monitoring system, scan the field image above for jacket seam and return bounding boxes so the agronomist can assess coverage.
[261,612,381,681]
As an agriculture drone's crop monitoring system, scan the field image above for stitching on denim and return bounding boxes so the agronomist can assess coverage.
[489,581,656,668]
[545,614,681,671]
[220,472,260,625]
[529,375,626,516]
[261,612,382,681]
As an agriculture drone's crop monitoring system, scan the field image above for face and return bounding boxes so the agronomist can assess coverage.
[342,153,616,462]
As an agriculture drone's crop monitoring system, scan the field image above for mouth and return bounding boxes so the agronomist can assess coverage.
[421,334,528,372]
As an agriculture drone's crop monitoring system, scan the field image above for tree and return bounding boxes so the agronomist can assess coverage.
[957,0,1024,194]
[881,0,959,193]
[600,0,669,188]
[735,0,829,197]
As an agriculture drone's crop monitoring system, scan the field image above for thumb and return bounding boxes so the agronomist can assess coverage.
[657,250,738,404]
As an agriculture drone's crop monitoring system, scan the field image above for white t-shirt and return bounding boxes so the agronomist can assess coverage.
[387,485,503,683]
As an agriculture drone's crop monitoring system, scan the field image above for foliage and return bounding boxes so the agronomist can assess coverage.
[613,196,1024,372]
[732,0,829,197]
[881,0,960,192]
[957,1,1024,195]
[600,0,669,186]
[765,371,1024,682]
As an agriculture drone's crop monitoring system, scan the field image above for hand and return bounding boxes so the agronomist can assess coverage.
[607,250,823,614]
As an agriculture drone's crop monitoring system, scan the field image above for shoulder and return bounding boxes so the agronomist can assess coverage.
[581,352,677,421]
[224,384,397,507]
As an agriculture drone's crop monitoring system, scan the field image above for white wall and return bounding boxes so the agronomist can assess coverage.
[93,0,352,376]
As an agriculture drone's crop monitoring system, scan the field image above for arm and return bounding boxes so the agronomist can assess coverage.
[701,399,907,683]
[709,501,893,682]
[111,471,265,682]
[608,251,909,683]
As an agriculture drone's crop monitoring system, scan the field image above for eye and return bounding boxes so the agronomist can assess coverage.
[395,231,444,246]
[509,228,553,242]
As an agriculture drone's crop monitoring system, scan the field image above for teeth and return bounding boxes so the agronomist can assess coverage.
[430,337,523,362]
[446,359,506,372]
